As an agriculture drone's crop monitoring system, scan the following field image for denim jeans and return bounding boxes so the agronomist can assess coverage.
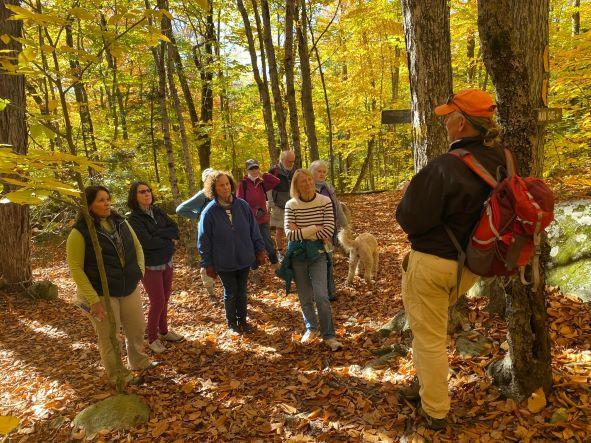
[259,222,278,264]
[327,251,336,299]
[292,255,336,339]
[218,267,250,325]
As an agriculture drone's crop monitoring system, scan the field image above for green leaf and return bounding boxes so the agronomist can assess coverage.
[0,188,46,205]
[69,7,94,20]
[0,98,9,111]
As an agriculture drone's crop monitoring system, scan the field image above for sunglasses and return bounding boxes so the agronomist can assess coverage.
[138,189,152,194]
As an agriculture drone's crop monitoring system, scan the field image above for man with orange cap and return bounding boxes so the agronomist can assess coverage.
[395,89,507,429]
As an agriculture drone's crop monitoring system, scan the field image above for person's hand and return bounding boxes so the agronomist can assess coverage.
[288,222,298,231]
[315,225,324,232]
[90,301,106,321]
[267,201,275,211]
[256,250,266,266]
[172,239,179,247]
[206,266,217,279]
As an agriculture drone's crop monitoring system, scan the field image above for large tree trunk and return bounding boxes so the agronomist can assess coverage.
[478,0,552,401]
[284,0,302,167]
[401,0,452,172]
[297,0,319,162]
[391,46,401,103]
[196,3,215,171]
[261,0,288,152]
[237,0,277,163]
[0,0,32,289]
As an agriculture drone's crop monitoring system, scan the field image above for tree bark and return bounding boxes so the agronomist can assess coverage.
[284,0,302,167]
[260,0,288,152]
[572,0,580,36]
[237,0,277,163]
[401,0,452,172]
[391,46,401,103]
[0,0,32,289]
[466,28,476,84]
[166,45,196,195]
[196,2,215,171]
[297,0,319,161]
[65,24,99,178]
[478,0,552,401]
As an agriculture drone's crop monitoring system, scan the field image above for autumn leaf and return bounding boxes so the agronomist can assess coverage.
[527,388,547,413]
[0,416,20,435]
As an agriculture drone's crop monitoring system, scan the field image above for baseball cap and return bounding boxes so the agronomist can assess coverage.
[201,168,214,182]
[246,159,259,170]
[435,89,496,118]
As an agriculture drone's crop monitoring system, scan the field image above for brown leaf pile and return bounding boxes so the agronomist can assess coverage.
[0,191,589,441]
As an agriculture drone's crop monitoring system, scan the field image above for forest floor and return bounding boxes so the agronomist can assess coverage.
[1,191,591,442]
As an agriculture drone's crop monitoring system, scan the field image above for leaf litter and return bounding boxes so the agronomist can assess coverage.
[0,191,589,441]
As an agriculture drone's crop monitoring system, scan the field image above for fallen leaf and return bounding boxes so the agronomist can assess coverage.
[0,416,20,435]
[527,387,546,413]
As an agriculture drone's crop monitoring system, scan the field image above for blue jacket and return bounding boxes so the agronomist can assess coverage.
[198,196,265,272]
[176,190,211,220]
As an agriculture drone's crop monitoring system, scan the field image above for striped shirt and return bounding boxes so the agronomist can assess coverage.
[284,193,335,241]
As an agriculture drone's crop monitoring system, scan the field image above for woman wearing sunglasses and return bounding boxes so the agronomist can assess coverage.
[127,181,183,353]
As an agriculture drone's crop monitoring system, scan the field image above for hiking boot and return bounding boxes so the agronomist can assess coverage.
[300,330,319,344]
[228,322,241,335]
[418,407,447,431]
[160,330,184,342]
[398,377,420,401]
[324,338,344,351]
[148,339,166,353]
[237,320,252,334]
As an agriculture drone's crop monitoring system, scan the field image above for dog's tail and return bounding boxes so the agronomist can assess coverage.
[338,227,356,252]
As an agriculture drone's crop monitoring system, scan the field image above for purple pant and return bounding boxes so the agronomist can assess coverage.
[142,266,173,343]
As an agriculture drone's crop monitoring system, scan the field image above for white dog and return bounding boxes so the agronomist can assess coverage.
[338,227,379,285]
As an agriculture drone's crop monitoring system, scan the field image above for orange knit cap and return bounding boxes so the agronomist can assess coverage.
[435,89,497,118]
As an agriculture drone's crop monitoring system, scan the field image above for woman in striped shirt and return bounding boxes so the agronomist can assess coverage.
[284,169,343,351]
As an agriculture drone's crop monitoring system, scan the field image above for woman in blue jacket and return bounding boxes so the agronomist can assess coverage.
[198,171,266,334]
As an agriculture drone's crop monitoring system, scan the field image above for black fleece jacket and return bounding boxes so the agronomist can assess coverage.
[395,136,506,260]
[127,205,180,267]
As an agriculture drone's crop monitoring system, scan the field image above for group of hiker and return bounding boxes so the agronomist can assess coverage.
[66,88,552,431]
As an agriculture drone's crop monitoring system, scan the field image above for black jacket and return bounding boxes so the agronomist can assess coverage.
[269,164,294,209]
[127,206,179,267]
[396,137,506,260]
[74,214,142,297]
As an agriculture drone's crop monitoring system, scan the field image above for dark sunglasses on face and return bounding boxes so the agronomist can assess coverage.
[138,189,152,194]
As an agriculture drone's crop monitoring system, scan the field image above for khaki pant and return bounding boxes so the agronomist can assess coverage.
[85,287,150,385]
[401,250,478,419]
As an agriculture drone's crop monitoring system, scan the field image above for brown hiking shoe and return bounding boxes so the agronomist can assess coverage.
[418,407,447,431]
[398,377,420,401]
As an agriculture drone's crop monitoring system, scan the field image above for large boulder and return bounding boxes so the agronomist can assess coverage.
[72,394,149,436]
[546,199,591,303]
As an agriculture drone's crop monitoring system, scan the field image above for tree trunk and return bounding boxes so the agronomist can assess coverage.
[297,0,319,161]
[351,137,375,192]
[100,15,128,141]
[572,0,580,36]
[261,0,288,152]
[401,0,452,172]
[391,46,401,103]
[148,0,181,203]
[196,3,215,171]
[149,85,160,183]
[307,13,334,181]
[166,45,196,195]
[237,0,277,163]
[65,24,99,178]
[478,0,552,401]
[285,0,302,167]
[0,0,32,289]
[466,28,476,84]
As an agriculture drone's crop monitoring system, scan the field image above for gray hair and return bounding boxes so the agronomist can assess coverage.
[309,160,328,174]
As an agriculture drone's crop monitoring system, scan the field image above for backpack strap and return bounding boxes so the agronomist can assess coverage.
[444,225,466,303]
[503,147,516,178]
[241,179,248,197]
[450,148,498,188]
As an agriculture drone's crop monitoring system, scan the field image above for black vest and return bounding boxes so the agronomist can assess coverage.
[74,214,142,297]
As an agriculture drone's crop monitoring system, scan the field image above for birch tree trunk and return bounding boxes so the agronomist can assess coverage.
[478,0,552,401]
[401,0,452,171]
[0,0,32,289]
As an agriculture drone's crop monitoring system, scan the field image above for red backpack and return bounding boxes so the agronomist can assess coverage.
[446,148,555,293]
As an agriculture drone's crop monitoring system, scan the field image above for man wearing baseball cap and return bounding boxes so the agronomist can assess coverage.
[395,89,507,429]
